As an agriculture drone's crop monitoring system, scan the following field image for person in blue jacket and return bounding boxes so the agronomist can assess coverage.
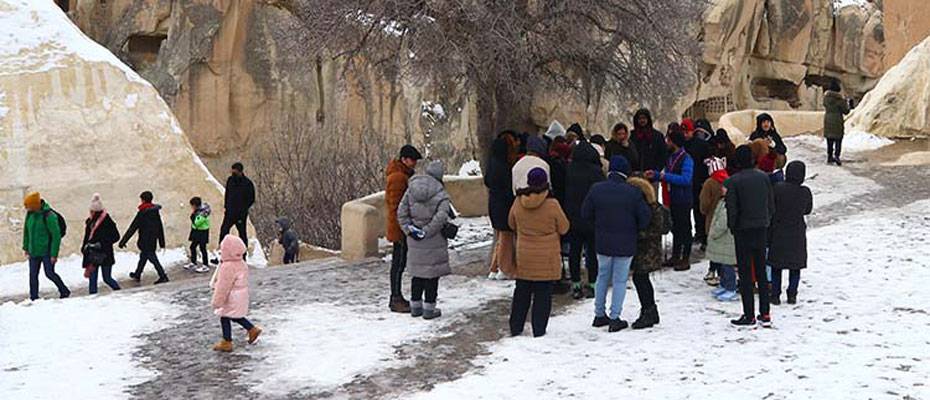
[646,125,693,270]
[582,155,652,332]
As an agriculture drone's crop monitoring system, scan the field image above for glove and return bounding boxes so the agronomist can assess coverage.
[407,225,426,241]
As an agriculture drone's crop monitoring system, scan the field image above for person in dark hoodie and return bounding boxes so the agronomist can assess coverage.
[605,122,639,170]
[119,191,169,284]
[823,81,852,165]
[749,113,788,182]
[486,134,517,279]
[276,218,300,264]
[630,109,668,175]
[725,146,775,327]
[220,162,255,251]
[682,118,712,249]
[768,161,812,305]
[647,126,693,270]
[564,140,605,299]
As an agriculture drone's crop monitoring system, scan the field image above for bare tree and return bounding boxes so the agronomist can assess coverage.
[250,118,390,249]
[278,0,705,159]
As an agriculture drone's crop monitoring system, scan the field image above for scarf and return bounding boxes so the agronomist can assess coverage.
[661,148,687,206]
[138,202,156,212]
[84,210,108,276]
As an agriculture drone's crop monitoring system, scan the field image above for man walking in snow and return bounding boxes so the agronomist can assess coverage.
[22,192,71,300]
[220,162,255,256]
[119,191,170,284]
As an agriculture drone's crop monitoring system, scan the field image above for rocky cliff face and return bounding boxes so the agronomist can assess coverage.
[0,0,230,264]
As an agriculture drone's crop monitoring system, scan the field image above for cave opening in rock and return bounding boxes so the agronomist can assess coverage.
[125,34,167,71]
[804,74,842,91]
[750,78,801,108]
[682,95,734,123]
[55,0,69,12]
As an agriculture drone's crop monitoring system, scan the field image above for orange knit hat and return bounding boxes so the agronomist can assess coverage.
[23,192,41,211]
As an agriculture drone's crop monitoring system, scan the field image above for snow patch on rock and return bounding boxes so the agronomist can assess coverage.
[458,159,482,176]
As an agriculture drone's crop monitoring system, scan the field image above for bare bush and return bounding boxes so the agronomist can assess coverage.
[250,119,390,250]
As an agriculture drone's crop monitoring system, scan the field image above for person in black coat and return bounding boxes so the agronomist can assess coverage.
[630,109,668,174]
[749,113,787,156]
[564,141,605,299]
[683,124,712,247]
[119,191,169,284]
[604,122,639,170]
[82,193,121,294]
[221,162,256,251]
[485,134,517,278]
[767,161,812,305]
[725,146,775,327]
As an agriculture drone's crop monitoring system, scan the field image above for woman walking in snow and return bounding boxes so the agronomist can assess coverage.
[211,234,262,352]
[398,160,453,320]
[627,177,670,329]
[768,161,813,305]
[82,193,121,294]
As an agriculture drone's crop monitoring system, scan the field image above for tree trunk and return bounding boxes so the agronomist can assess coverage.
[475,86,536,170]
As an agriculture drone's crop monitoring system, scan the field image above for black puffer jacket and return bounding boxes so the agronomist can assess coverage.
[224,174,256,218]
[768,161,812,269]
[749,113,787,155]
[564,141,605,236]
[119,204,166,252]
[684,137,711,191]
[630,109,668,173]
[725,147,775,231]
[82,212,120,266]
[484,137,515,231]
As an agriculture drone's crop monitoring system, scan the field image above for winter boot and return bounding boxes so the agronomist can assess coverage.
[835,158,842,166]
[247,327,263,344]
[770,296,781,306]
[662,258,679,268]
[787,295,797,305]
[213,339,233,352]
[129,271,141,282]
[608,319,629,332]
[389,296,411,313]
[632,307,659,330]
[423,303,442,320]
[571,283,584,300]
[757,314,773,328]
[592,316,611,328]
[410,300,424,317]
[154,276,170,285]
[730,315,756,326]
[673,258,691,271]
[585,283,596,299]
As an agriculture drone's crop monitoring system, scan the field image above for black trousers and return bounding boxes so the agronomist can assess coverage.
[283,252,297,264]
[220,317,254,341]
[632,272,656,311]
[390,239,408,297]
[827,138,843,160]
[670,204,693,259]
[219,213,249,247]
[135,251,168,279]
[568,233,597,284]
[411,277,439,303]
[510,280,554,337]
[734,228,770,318]
[190,241,208,264]
[692,187,707,244]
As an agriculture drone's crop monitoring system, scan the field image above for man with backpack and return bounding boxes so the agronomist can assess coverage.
[22,192,71,300]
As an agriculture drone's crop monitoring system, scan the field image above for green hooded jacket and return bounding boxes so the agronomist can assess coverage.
[23,201,62,258]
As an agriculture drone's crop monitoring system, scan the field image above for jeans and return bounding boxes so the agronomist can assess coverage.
[88,265,120,294]
[510,280,553,337]
[28,256,69,300]
[219,213,249,252]
[594,255,632,320]
[716,262,737,292]
[771,268,801,298]
[190,241,208,265]
[390,239,407,297]
[568,233,597,284]
[670,205,693,259]
[632,272,655,311]
[135,251,168,279]
[220,317,255,341]
[411,277,439,303]
[734,229,770,318]
[827,138,843,160]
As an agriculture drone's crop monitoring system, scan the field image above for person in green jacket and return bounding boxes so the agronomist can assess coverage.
[823,81,852,166]
[22,192,71,300]
[187,196,211,272]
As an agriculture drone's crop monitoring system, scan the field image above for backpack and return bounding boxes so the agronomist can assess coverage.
[656,205,672,235]
[42,209,67,238]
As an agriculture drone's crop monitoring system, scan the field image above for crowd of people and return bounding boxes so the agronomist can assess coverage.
[385,107,821,336]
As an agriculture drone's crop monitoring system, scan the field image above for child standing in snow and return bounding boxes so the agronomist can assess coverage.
[767,161,812,305]
[187,197,211,273]
[275,218,300,264]
[211,234,262,352]
[706,184,738,301]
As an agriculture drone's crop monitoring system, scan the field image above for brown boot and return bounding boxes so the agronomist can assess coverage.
[674,258,691,271]
[247,327,262,344]
[662,258,679,268]
[389,296,410,313]
[213,339,233,352]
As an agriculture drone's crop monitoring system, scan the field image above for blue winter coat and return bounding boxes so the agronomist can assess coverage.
[581,174,652,257]
[655,149,693,206]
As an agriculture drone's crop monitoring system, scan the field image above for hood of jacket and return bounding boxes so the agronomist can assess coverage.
[519,191,548,210]
[572,141,601,166]
[632,108,654,130]
[386,159,413,179]
[825,90,843,101]
[220,234,247,261]
[785,161,806,184]
[425,160,444,182]
[407,173,445,203]
[754,113,776,134]
[627,177,657,205]
[197,204,212,217]
[275,217,291,231]
[139,203,162,213]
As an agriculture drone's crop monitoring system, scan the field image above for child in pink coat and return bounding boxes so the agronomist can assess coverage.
[211,234,262,352]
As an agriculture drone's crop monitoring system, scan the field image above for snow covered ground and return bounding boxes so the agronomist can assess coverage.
[784,134,885,210]
[0,293,181,399]
[240,276,514,396]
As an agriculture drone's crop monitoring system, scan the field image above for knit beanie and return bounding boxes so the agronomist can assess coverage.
[23,192,41,211]
[90,193,104,212]
[567,123,584,138]
[608,155,631,178]
[527,167,548,189]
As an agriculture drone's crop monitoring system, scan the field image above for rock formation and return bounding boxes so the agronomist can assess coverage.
[0,0,232,264]
[846,36,930,138]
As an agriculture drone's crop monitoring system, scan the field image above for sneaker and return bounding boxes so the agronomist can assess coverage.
[608,319,629,332]
[494,270,509,280]
[711,287,727,297]
[706,276,720,286]
[716,290,739,302]
[835,159,843,166]
[571,284,584,300]
[194,264,210,273]
[592,316,611,328]
[487,271,498,280]
[787,295,797,305]
[703,270,716,284]
[183,263,196,271]
[129,272,141,282]
[730,315,756,326]
[758,314,773,328]
[154,276,170,285]
[770,296,781,306]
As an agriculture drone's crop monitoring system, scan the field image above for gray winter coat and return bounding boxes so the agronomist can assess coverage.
[397,161,452,279]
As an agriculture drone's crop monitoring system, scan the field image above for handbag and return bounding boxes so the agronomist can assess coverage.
[84,243,107,266]
[440,202,459,240]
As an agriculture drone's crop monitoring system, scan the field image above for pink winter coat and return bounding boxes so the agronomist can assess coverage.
[211,235,250,318]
